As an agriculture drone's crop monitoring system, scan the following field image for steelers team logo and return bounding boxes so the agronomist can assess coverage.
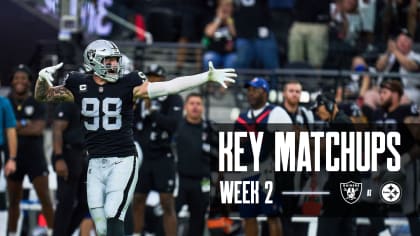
[380,181,402,204]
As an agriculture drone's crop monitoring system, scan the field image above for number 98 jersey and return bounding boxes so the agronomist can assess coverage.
[64,71,145,158]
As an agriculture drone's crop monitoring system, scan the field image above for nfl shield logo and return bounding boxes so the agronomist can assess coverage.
[340,181,362,204]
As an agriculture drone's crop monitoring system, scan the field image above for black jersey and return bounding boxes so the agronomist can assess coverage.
[364,104,419,124]
[64,71,144,158]
[54,102,84,146]
[8,95,46,157]
[364,104,419,155]
[175,119,218,178]
[133,95,183,159]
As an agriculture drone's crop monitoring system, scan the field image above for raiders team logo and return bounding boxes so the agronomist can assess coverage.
[340,181,362,204]
[86,49,95,61]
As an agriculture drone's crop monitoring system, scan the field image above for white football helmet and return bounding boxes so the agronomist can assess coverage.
[83,39,122,82]
[120,54,134,75]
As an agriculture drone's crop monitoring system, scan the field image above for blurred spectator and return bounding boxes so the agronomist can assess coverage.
[334,0,363,47]
[52,102,89,236]
[132,64,182,236]
[202,0,237,69]
[233,0,279,69]
[176,0,215,72]
[0,90,17,177]
[141,0,179,42]
[0,82,17,236]
[381,0,418,41]
[328,0,364,68]
[7,65,54,236]
[336,56,372,103]
[174,93,217,236]
[288,0,330,68]
[312,93,359,236]
[276,80,314,236]
[375,29,420,103]
[362,79,420,236]
[269,0,295,63]
[357,0,377,49]
[235,78,284,236]
[108,0,137,39]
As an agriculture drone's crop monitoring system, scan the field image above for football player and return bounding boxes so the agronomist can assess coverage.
[34,39,236,236]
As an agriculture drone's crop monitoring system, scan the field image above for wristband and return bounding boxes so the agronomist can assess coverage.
[9,157,16,161]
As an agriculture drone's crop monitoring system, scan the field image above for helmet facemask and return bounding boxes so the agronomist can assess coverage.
[94,56,122,82]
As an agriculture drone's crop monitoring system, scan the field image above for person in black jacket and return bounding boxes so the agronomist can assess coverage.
[132,64,183,236]
[312,93,358,236]
[174,92,218,236]
[7,65,54,236]
[52,101,89,236]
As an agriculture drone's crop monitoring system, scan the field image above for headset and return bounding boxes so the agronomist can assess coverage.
[314,94,335,114]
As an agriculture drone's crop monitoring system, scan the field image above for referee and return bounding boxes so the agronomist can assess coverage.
[174,92,218,236]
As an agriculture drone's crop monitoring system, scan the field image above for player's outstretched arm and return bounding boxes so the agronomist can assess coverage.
[133,61,236,99]
[35,63,74,102]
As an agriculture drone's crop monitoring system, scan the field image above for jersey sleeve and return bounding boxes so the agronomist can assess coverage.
[54,103,72,121]
[2,98,17,128]
[63,72,82,95]
[125,71,146,87]
[402,104,419,117]
[32,101,47,121]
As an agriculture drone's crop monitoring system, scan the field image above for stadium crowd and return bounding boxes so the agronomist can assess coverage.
[1,0,420,236]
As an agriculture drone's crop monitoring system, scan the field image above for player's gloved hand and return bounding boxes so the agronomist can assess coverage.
[38,62,64,86]
[207,61,236,88]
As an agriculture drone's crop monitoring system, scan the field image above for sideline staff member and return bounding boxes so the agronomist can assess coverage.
[174,92,218,236]
[312,93,358,236]
[132,64,183,236]
[52,101,89,236]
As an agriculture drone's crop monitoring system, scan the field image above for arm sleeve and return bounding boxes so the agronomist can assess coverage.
[3,99,16,128]
[148,72,208,99]
[150,96,184,133]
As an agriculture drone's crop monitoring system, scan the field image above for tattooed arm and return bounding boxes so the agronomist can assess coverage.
[34,63,74,103]
[35,79,74,102]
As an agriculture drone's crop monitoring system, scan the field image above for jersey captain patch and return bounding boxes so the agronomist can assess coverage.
[79,84,87,92]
